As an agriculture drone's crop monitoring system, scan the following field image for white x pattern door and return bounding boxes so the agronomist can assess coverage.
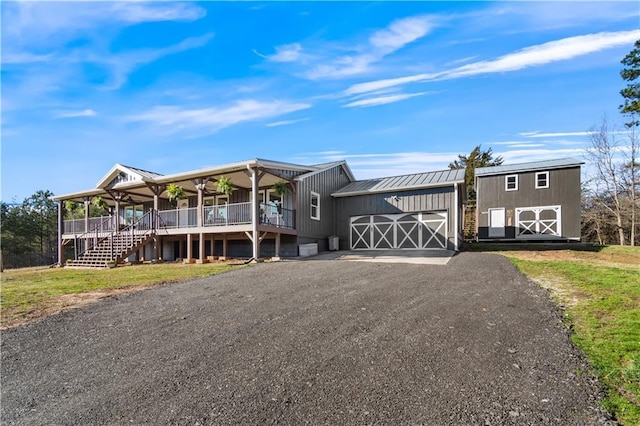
[515,205,561,238]
[350,212,448,250]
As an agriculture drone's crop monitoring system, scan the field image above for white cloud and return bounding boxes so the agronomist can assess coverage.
[258,43,305,63]
[265,118,310,127]
[369,15,434,53]
[344,29,640,96]
[520,131,594,138]
[344,92,430,108]
[55,109,97,119]
[266,14,435,80]
[127,100,311,134]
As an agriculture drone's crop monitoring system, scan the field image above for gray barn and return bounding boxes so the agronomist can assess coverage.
[475,158,583,241]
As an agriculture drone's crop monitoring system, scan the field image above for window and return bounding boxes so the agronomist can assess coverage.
[310,192,320,220]
[535,171,549,189]
[505,175,518,191]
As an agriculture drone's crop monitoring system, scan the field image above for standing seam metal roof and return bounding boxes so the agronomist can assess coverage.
[475,158,584,176]
[332,168,465,197]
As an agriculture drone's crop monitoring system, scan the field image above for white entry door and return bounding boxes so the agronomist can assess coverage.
[488,208,505,237]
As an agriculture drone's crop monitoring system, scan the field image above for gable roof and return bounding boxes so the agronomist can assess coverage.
[475,158,584,177]
[95,163,163,189]
[332,168,465,198]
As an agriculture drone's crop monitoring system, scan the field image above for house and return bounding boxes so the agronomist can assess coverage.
[331,169,466,251]
[474,158,583,241]
[52,159,354,267]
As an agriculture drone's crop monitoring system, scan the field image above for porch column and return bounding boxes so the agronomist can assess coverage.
[210,234,215,258]
[197,232,206,263]
[194,179,208,228]
[153,193,159,262]
[275,233,281,260]
[249,166,260,260]
[222,234,228,259]
[58,202,65,266]
[114,196,121,230]
[84,197,91,233]
[186,234,193,262]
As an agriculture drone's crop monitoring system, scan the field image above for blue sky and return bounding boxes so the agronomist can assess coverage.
[2,1,639,202]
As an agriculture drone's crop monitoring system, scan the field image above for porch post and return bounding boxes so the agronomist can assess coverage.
[249,166,260,260]
[198,232,205,263]
[114,194,121,230]
[275,233,281,260]
[222,234,228,259]
[84,197,90,233]
[58,202,65,266]
[186,234,193,262]
[153,193,159,262]
[210,234,215,258]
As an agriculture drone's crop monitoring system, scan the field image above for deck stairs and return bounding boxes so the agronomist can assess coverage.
[67,211,155,268]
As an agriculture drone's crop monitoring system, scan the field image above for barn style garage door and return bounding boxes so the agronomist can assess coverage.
[350,212,448,250]
[515,205,561,238]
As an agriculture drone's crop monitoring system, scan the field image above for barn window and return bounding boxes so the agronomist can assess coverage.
[310,192,320,220]
[505,175,518,191]
[535,171,549,189]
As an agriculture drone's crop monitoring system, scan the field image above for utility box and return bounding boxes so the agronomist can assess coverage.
[299,243,318,257]
[328,236,339,251]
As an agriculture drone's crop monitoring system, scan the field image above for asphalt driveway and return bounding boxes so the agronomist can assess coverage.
[1,253,613,425]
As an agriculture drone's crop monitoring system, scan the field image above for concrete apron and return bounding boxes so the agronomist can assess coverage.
[306,249,455,265]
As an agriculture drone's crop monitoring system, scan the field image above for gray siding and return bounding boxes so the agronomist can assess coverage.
[296,165,353,251]
[476,166,581,239]
[334,186,459,250]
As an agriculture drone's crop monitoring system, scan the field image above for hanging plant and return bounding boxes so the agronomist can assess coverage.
[216,176,234,196]
[272,181,290,197]
[166,183,186,205]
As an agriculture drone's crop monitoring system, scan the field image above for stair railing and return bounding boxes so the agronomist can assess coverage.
[108,210,156,261]
[73,216,116,260]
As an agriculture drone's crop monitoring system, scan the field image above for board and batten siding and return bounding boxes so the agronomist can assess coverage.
[333,186,458,250]
[296,164,353,250]
[476,166,581,239]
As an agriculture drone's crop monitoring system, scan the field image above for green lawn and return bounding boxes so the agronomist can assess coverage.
[1,262,242,328]
[472,244,640,425]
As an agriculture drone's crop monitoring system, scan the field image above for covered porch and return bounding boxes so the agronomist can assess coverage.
[53,159,311,266]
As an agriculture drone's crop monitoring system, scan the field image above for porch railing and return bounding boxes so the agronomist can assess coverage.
[202,202,252,227]
[158,207,198,229]
[259,203,295,229]
[71,216,118,259]
[64,215,114,234]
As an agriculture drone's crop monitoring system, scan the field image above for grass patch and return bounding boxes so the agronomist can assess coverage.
[473,244,640,425]
[1,262,242,329]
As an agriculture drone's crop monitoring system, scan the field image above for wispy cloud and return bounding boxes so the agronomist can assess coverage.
[265,117,310,127]
[345,29,640,96]
[520,131,594,138]
[256,43,305,63]
[126,100,311,135]
[344,91,430,108]
[55,109,97,119]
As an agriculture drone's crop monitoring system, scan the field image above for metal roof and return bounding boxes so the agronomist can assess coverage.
[332,168,465,198]
[475,158,584,177]
[121,165,164,179]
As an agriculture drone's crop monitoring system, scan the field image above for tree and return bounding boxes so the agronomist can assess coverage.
[449,145,504,201]
[585,117,628,245]
[620,39,640,127]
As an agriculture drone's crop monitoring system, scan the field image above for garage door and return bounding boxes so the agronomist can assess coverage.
[516,205,561,238]
[350,212,448,250]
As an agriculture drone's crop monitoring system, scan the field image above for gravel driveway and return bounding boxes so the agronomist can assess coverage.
[1,253,613,425]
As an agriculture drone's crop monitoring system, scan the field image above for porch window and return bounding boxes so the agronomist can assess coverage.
[505,175,518,191]
[535,171,549,189]
[124,205,144,225]
[310,192,320,220]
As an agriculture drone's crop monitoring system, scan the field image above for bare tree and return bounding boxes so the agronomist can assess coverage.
[622,125,639,245]
[585,117,626,245]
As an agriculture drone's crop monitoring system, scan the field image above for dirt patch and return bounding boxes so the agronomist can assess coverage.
[1,286,152,330]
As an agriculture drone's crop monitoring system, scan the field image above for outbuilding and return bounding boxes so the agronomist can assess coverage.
[475,158,583,241]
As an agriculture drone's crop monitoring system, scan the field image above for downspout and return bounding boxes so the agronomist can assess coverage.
[454,182,459,251]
